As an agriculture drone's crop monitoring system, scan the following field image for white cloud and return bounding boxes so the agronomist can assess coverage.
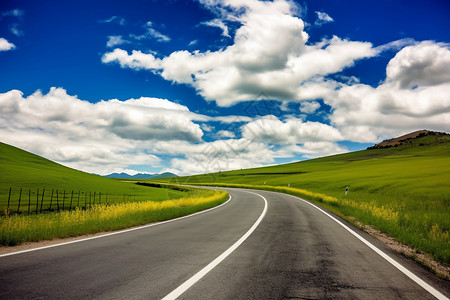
[0,88,204,174]
[217,130,235,138]
[1,9,24,18]
[106,35,130,48]
[188,40,199,47]
[0,38,15,51]
[169,138,274,175]
[242,115,343,144]
[102,0,377,106]
[202,19,230,37]
[299,101,321,114]
[130,21,171,42]
[315,11,333,26]
[9,23,24,36]
[95,1,450,171]
[385,41,450,89]
[325,41,450,142]
[99,16,126,26]
[102,48,161,70]
[274,142,347,159]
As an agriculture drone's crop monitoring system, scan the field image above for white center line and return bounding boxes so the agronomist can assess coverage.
[161,191,268,300]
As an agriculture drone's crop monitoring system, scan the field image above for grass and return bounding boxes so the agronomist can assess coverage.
[162,134,450,266]
[0,142,229,245]
[0,190,229,246]
[0,142,189,214]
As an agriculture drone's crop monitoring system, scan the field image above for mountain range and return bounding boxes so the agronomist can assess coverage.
[101,172,177,179]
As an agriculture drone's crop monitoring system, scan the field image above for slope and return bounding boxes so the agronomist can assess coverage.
[0,142,187,212]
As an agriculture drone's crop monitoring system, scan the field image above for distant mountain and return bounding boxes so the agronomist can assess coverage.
[367,130,450,149]
[102,172,177,179]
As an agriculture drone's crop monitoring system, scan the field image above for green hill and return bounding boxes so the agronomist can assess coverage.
[0,142,186,213]
[166,131,450,266]
[174,130,450,201]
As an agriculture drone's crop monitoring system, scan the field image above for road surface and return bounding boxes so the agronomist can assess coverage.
[1,188,449,299]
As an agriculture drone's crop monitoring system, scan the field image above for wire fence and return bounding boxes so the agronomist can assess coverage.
[2,188,136,216]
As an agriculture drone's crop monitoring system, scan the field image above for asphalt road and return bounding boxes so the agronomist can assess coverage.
[1,188,449,299]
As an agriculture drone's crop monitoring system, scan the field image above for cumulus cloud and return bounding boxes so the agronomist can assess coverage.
[96,1,450,171]
[0,88,205,174]
[325,41,450,142]
[169,138,274,175]
[0,38,15,51]
[102,48,161,70]
[385,41,450,89]
[242,115,343,144]
[102,0,376,106]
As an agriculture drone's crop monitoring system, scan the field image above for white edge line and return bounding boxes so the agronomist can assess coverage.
[0,195,232,258]
[161,191,268,300]
[283,193,448,300]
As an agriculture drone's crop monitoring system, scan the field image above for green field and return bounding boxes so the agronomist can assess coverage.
[0,142,194,214]
[0,142,228,245]
[164,133,450,267]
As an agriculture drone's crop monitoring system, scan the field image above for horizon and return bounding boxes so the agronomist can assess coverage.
[1,0,449,176]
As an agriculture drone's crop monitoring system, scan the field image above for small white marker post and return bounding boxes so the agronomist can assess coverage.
[345,186,349,196]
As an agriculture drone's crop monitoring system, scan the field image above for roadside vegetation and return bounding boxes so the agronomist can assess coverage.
[0,142,228,245]
[164,133,450,267]
[0,190,228,246]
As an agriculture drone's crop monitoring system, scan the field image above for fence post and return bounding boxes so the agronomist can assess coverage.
[17,188,22,214]
[28,189,31,215]
[56,190,59,211]
[49,189,53,210]
[93,192,96,205]
[69,190,74,210]
[89,192,91,207]
[7,187,12,215]
[40,189,45,213]
[77,190,80,208]
[99,192,102,205]
[84,192,87,209]
[35,189,39,214]
[62,190,65,210]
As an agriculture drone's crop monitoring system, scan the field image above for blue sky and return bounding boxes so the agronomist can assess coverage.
[1,0,449,175]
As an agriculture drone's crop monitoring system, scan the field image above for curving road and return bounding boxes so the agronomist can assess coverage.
[0,188,449,299]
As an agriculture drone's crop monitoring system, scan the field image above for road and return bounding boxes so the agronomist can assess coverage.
[0,188,449,299]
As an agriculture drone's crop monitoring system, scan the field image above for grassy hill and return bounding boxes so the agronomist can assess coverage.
[173,131,450,200]
[0,142,228,246]
[165,131,450,266]
[0,142,188,213]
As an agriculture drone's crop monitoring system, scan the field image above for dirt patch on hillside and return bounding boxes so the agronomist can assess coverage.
[350,217,449,280]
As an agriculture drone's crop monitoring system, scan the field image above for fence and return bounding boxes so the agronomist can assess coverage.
[2,188,136,216]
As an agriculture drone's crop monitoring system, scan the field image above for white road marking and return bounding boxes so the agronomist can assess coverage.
[0,195,232,258]
[162,191,268,300]
[284,193,448,300]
